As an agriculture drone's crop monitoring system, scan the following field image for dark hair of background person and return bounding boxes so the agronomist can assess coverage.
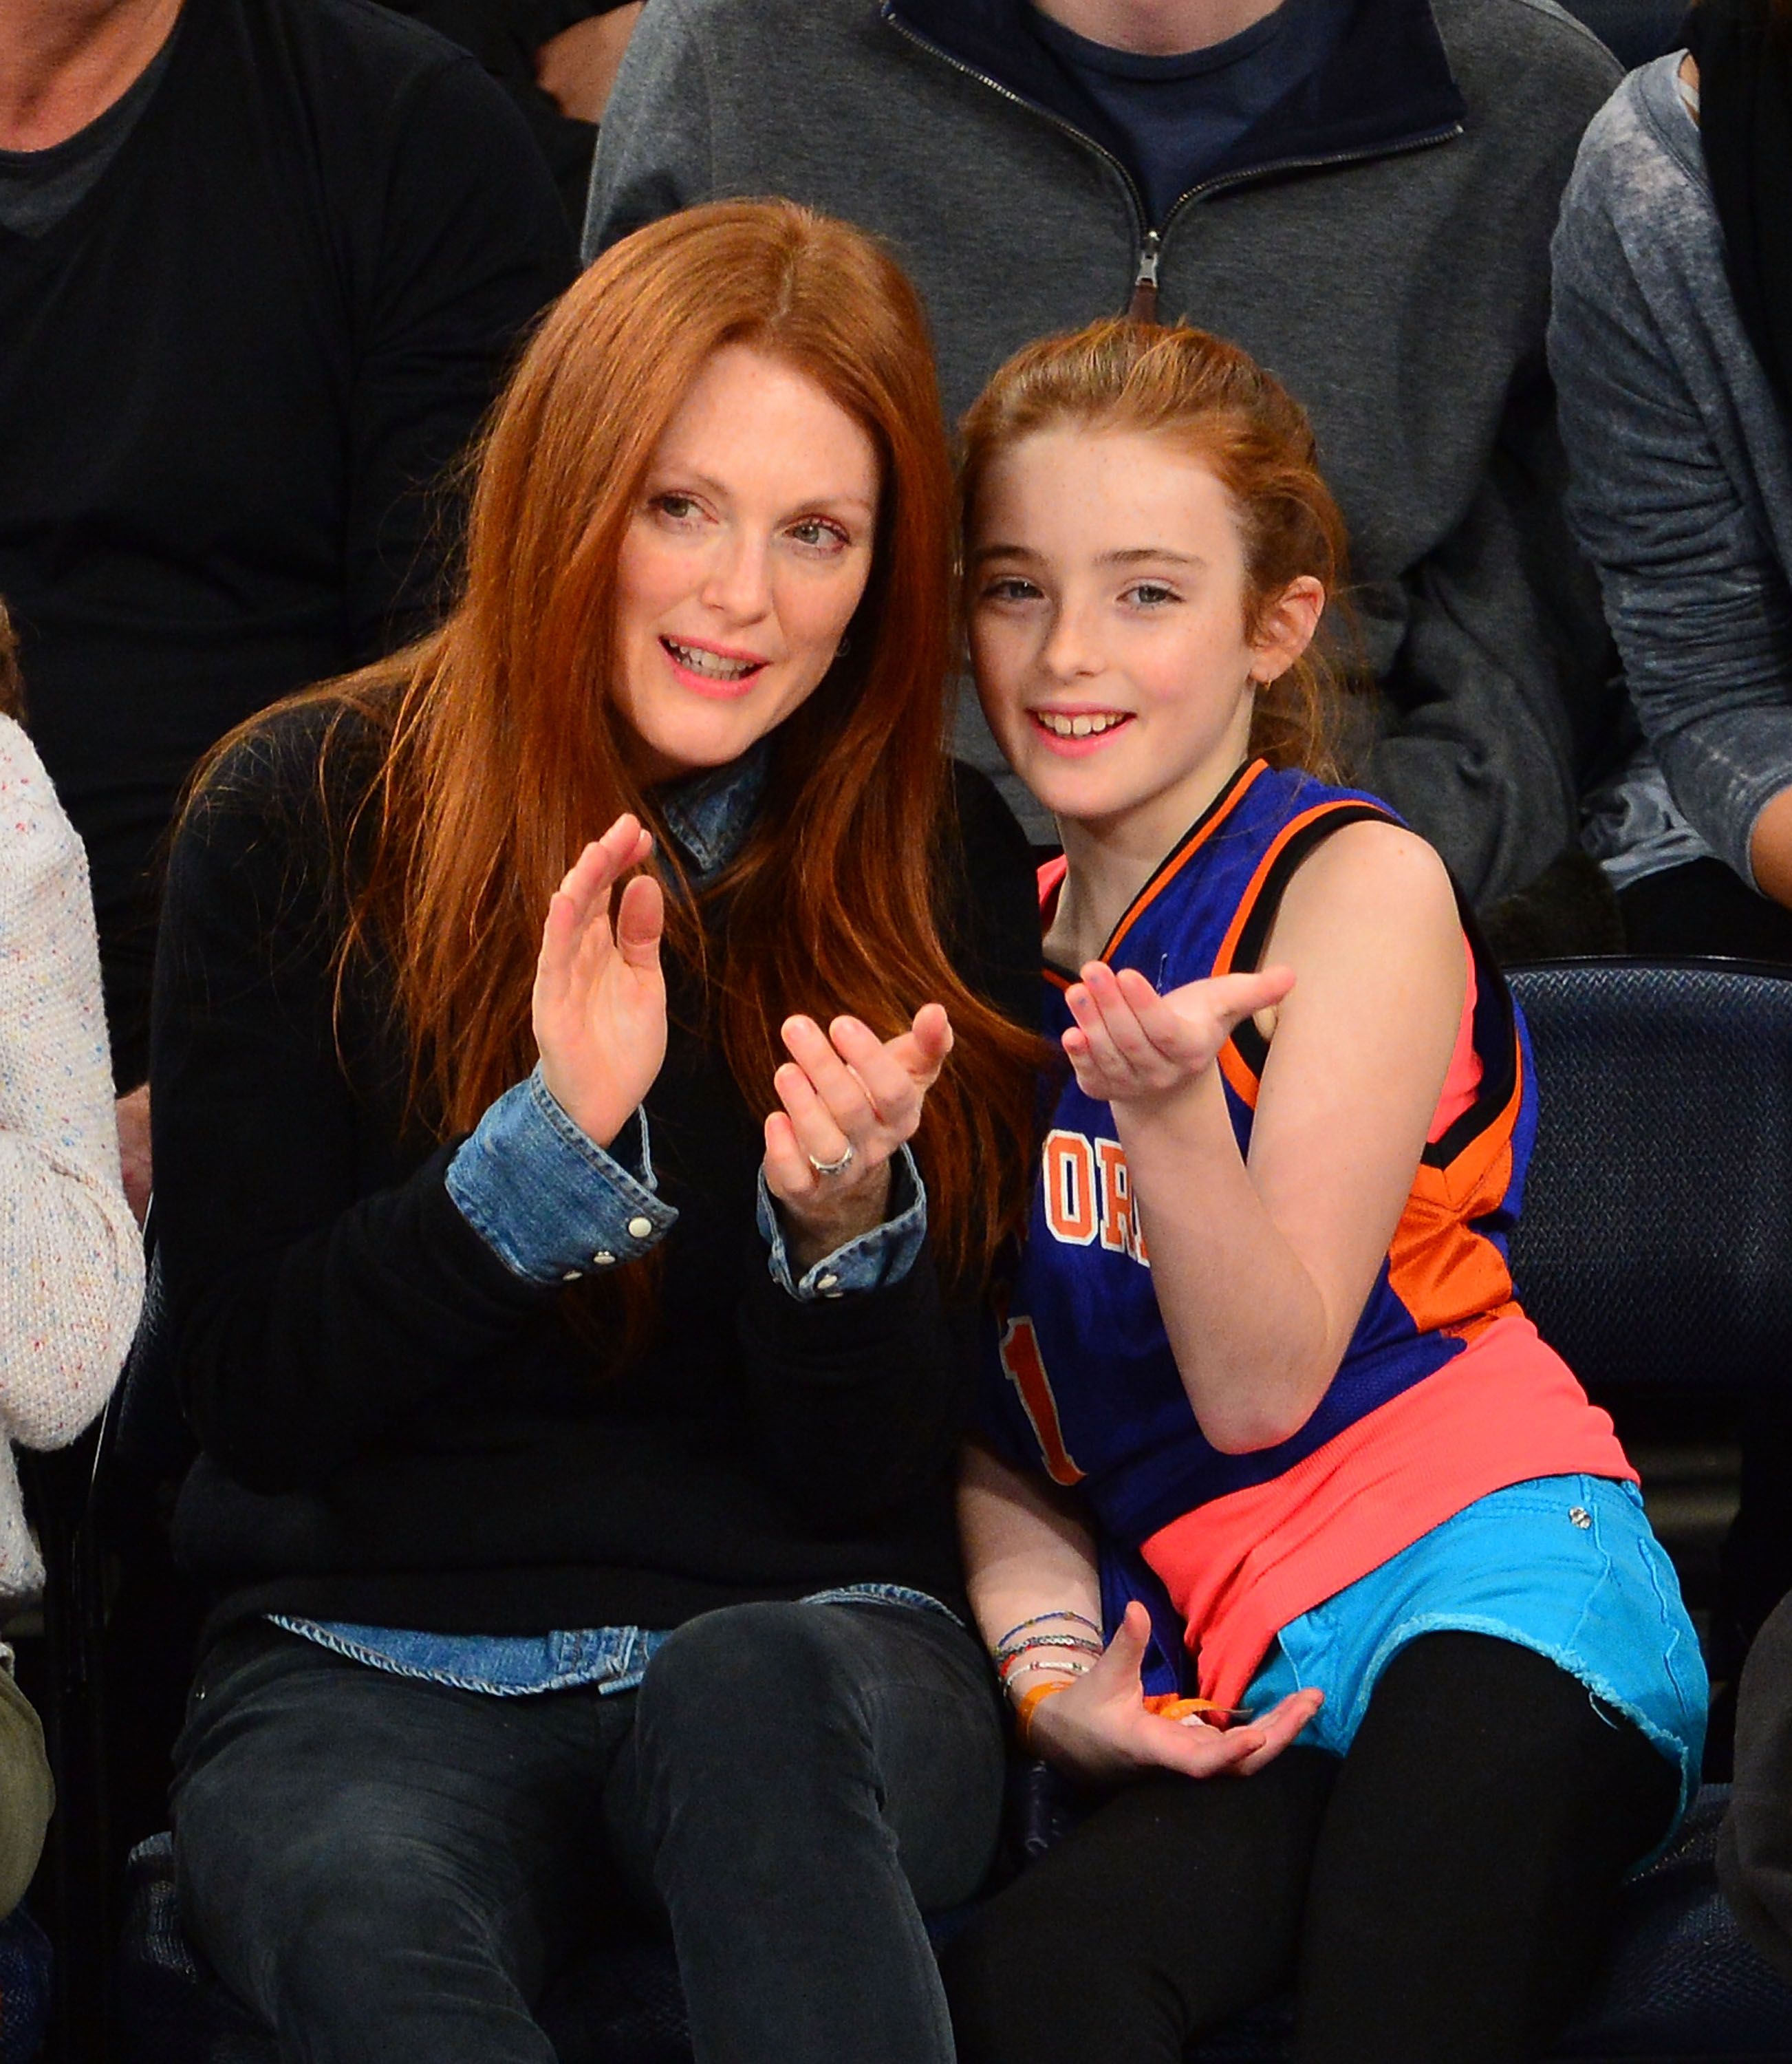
[1687,0,1792,417]
[960,318,1364,784]
[0,603,22,725]
[191,200,1043,1323]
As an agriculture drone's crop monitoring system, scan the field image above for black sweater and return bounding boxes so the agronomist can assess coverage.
[0,0,573,1084]
[151,705,1039,1644]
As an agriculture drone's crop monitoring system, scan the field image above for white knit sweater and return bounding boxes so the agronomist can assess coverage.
[0,716,143,1602]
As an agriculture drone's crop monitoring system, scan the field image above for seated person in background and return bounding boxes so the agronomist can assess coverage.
[0,601,144,1921]
[155,202,1041,2063]
[1551,0,1792,1719]
[1551,0,1792,965]
[939,320,1705,2064]
[588,0,1623,945]
[0,0,574,1154]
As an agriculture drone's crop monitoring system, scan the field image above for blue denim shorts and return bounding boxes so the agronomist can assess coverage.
[1242,1474,1707,1834]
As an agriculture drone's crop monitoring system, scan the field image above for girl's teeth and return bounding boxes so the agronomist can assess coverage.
[1039,711,1124,738]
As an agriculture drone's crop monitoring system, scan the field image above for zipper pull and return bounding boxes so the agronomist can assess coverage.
[1128,231,1161,323]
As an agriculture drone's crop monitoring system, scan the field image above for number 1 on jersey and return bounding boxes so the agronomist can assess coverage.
[998,1313,1085,1486]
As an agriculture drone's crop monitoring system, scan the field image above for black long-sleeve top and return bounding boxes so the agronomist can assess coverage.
[151,704,1039,1646]
[0,0,574,1084]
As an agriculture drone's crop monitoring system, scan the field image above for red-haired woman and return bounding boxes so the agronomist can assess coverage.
[940,320,1705,2063]
[151,201,1039,2064]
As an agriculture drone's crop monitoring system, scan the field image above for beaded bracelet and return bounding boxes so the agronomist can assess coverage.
[993,1610,1102,1651]
[1014,1676,1073,1751]
[993,1633,1103,1679]
[1000,1655,1091,1694]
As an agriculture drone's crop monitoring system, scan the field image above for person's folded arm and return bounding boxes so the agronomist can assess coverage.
[1550,125,1792,893]
[0,727,144,1445]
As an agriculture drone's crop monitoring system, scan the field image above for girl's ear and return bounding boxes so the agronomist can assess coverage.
[1249,576,1326,686]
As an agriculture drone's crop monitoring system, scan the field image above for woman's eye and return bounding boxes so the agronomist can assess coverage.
[981,577,1041,603]
[787,517,850,550]
[1124,582,1178,608]
[651,492,704,523]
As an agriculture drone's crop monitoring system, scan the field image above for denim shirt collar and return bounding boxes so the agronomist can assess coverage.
[656,739,772,884]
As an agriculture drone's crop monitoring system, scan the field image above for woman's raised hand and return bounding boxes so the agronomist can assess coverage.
[1025,1602,1322,1786]
[763,1002,953,1274]
[532,815,667,1149]
[1062,962,1295,1109]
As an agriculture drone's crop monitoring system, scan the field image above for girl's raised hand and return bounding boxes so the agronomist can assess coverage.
[764,1002,953,1274]
[1024,1602,1322,1786]
[532,815,667,1149]
[1062,961,1295,1109]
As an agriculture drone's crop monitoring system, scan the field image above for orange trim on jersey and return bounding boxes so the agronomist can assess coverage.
[1140,1315,1637,1710]
[1103,761,1269,964]
[1379,953,1526,1338]
[1209,799,1363,1108]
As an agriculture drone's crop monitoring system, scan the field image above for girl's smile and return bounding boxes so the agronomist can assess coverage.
[969,424,1319,860]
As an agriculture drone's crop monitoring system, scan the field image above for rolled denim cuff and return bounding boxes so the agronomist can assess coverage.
[446,1067,677,1286]
[755,1143,926,1302]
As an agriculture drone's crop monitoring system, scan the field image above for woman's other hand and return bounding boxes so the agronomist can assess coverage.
[1025,1602,1321,1786]
[1061,962,1294,1110]
[115,1083,152,1227]
[532,815,667,1149]
[764,1002,952,1275]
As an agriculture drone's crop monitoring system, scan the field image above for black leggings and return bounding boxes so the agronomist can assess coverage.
[942,1634,1678,2064]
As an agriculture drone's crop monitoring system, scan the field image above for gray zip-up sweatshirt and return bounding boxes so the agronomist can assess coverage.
[1551,55,1792,894]
[585,0,1619,903]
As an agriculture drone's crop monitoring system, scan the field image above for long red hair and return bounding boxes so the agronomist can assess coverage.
[198,200,1039,1315]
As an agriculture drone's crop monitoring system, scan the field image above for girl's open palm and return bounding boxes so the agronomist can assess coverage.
[1026,1602,1322,1785]
[532,815,667,1149]
[1063,961,1295,1108]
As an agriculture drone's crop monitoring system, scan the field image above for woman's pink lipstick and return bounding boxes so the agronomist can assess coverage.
[659,634,769,701]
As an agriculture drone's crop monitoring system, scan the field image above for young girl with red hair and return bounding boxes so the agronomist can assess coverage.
[151,200,1039,2064]
[943,319,1707,2063]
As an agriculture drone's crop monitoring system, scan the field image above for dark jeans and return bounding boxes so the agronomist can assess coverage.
[171,1601,1005,2064]
[942,1634,1678,2064]
[1618,856,1792,964]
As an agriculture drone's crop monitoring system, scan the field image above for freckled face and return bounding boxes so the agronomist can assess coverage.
[613,344,880,782]
[969,427,1265,848]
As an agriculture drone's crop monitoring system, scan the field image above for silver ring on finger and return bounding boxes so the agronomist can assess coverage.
[808,1141,856,1178]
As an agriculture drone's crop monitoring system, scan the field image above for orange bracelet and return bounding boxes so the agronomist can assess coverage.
[1013,1675,1074,1751]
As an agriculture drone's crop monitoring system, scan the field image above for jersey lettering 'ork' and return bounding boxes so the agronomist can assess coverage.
[979,760,1632,1699]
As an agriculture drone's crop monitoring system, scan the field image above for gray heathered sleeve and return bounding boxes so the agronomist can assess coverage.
[1363,388,1590,906]
[581,0,713,261]
[1549,76,1792,889]
[1353,5,1621,907]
